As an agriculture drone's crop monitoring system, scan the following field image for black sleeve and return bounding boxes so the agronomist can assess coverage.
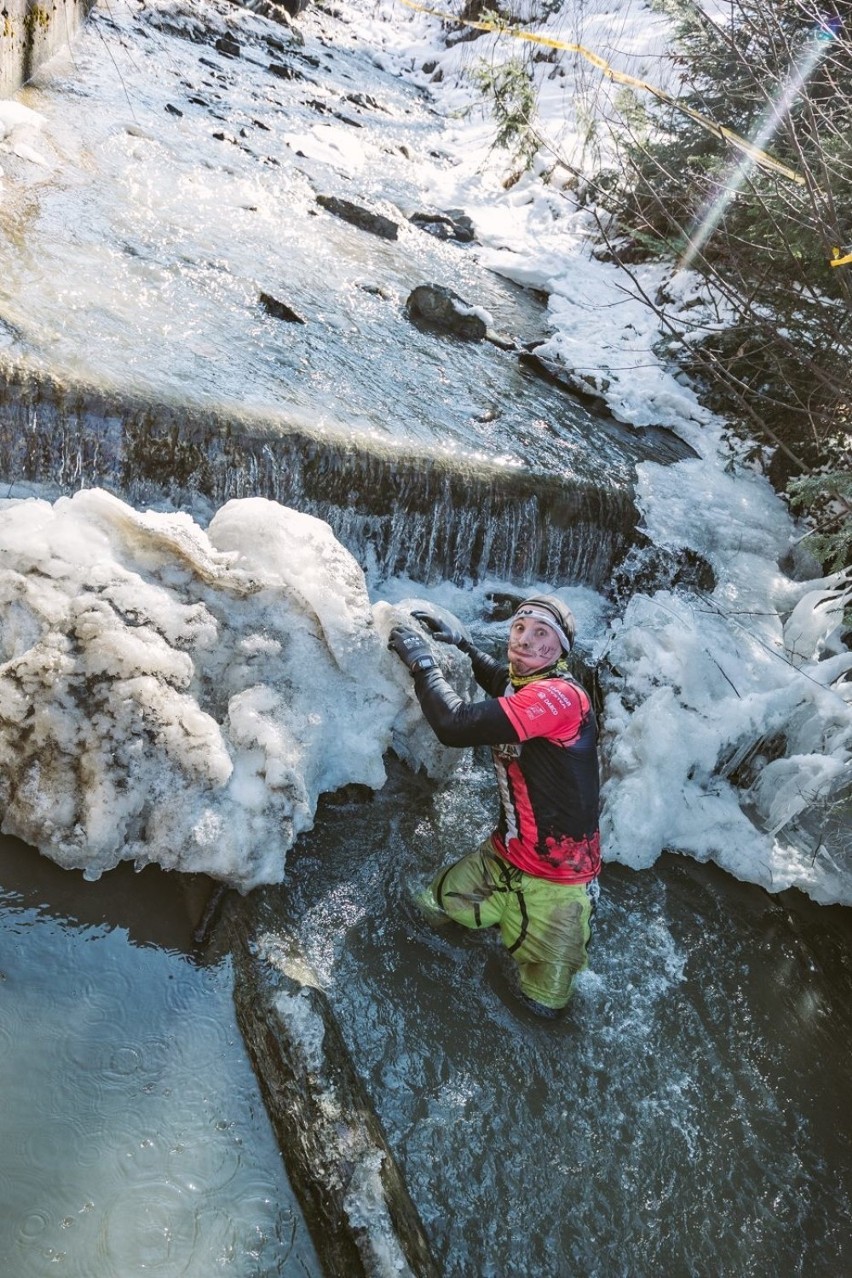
[459,641,510,698]
[411,665,520,748]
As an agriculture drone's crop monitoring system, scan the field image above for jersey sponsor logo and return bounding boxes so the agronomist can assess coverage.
[533,686,573,717]
[524,703,546,720]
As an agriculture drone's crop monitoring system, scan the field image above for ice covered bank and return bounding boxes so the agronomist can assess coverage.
[0,488,464,891]
[0,0,848,911]
[598,458,851,905]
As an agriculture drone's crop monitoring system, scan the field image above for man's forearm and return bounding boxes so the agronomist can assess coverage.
[412,665,517,748]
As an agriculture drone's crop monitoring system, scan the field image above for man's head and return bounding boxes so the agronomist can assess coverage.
[507,595,575,676]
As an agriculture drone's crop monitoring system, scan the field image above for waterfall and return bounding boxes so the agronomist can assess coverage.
[0,370,638,587]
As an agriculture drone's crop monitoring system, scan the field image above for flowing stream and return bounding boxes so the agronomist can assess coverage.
[0,0,850,1275]
[279,758,852,1276]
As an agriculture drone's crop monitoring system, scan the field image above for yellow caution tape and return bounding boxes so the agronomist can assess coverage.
[829,247,852,267]
[398,0,806,186]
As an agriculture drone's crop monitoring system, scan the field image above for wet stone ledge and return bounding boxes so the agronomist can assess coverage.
[222,889,441,1278]
[0,0,94,97]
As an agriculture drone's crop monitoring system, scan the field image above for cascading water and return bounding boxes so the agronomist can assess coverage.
[0,0,850,1275]
[0,368,651,586]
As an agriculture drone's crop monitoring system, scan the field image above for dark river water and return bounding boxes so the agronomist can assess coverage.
[4,763,850,1277]
[0,835,321,1277]
[280,757,852,1278]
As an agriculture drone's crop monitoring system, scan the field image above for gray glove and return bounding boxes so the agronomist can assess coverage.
[411,610,468,649]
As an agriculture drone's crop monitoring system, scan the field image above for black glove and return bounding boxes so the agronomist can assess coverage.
[411,610,467,648]
[388,625,437,674]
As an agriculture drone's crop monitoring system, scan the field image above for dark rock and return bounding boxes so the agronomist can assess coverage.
[259,292,306,324]
[520,346,603,404]
[231,0,307,26]
[484,329,516,352]
[632,425,699,464]
[269,61,304,80]
[357,282,393,299]
[609,539,716,604]
[443,207,476,241]
[214,34,241,57]
[408,208,476,243]
[305,100,362,127]
[321,782,375,806]
[483,590,524,621]
[592,237,657,266]
[164,103,183,116]
[344,92,387,112]
[405,284,487,340]
[316,194,399,241]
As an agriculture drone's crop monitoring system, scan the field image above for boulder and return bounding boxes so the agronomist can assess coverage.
[405,284,487,340]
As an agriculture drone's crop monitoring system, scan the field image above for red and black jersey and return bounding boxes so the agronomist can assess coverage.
[490,676,600,883]
[412,645,601,884]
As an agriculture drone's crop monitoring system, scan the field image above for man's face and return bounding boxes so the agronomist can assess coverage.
[507,616,562,675]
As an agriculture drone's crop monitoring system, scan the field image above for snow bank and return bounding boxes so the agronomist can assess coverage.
[600,462,852,903]
[0,490,463,889]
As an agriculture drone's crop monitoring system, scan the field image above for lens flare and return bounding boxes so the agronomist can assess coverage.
[680,21,839,271]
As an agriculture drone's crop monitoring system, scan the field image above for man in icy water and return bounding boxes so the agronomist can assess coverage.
[389,596,600,1017]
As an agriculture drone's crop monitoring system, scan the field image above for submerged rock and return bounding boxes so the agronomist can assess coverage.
[405,284,487,340]
[316,194,399,240]
[259,290,306,323]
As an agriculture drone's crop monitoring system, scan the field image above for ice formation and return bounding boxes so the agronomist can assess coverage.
[0,489,464,890]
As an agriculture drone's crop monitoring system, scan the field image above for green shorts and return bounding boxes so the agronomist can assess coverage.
[428,838,595,1010]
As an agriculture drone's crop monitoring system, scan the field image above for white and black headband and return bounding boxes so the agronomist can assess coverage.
[511,604,573,653]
